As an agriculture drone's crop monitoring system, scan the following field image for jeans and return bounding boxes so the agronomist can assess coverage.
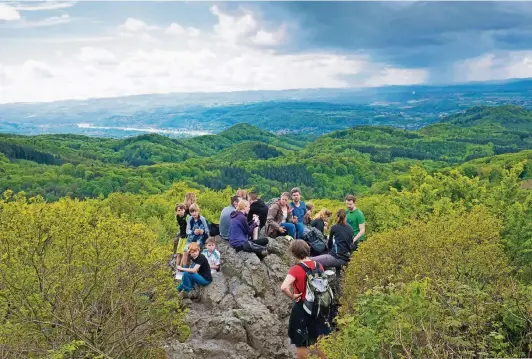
[281,222,296,238]
[177,272,211,292]
[294,222,305,239]
[310,254,346,268]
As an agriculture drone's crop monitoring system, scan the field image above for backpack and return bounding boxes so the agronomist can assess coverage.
[302,227,327,255]
[298,261,334,320]
[208,221,220,237]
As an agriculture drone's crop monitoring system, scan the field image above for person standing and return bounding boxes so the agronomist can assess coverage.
[344,195,366,251]
[219,195,241,240]
[281,240,327,359]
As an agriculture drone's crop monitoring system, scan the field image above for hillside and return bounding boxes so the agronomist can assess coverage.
[1,151,531,359]
[3,78,532,138]
[1,104,531,359]
[0,105,531,201]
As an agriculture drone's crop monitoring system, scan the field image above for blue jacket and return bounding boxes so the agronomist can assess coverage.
[186,215,209,246]
[229,211,257,248]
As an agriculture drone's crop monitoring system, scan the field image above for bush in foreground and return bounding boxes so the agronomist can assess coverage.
[0,192,188,358]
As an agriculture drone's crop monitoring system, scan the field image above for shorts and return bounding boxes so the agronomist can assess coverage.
[287,302,327,348]
[175,237,187,254]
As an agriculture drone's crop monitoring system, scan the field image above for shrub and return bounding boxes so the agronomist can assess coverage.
[0,195,188,358]
[320,208,531,358]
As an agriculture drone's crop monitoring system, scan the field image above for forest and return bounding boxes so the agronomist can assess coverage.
[1,105,531,201]
[0,104,531,358]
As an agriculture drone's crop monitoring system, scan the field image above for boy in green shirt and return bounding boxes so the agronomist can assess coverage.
[345,194,366,251]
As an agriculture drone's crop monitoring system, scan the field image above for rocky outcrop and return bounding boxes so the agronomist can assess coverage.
[166,236,296,359]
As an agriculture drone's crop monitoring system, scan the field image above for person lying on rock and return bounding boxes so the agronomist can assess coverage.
[310,209,353,268]
[229,200,269,255]
[176,242,212,295]
[281,240,327,359]
[265,192,296,239]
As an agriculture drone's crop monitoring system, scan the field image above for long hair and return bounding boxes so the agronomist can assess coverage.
[184,192,197,209]
[336,209,347,225]
[314,208,332,220]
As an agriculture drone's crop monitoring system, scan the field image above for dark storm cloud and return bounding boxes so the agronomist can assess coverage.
[260,1,532,68]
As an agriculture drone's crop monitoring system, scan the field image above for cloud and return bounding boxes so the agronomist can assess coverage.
[0,3,20,21]
[0,5,428,103]
[13,14,71,28]
[453,51,532,83]
[210,5,284,46]
[165,22,200,37]
[120,18,160,33]
[267,2,532,68]
[251,27,285,46]
[78,47,117,65]
[14,1,76,11]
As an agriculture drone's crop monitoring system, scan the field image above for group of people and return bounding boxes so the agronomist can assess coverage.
[171,189,366,359]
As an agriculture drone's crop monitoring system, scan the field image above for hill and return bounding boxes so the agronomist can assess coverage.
[1,104,531,359]
[0,105,531,201]
[3,78,532,138]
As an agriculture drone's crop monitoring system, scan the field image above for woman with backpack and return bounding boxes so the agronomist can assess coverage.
[310,209,354,268]
[281,240,327,359]
[229,200,269,255]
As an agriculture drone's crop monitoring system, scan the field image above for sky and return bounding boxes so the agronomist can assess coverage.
[1,1,532,103]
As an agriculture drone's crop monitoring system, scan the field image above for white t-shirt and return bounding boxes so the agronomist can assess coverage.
[201,249,221,273]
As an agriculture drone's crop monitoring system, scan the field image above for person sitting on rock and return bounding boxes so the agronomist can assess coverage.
[265,192,296,238]
[280,240,327,359]
[201,237,221,273]
[176,242,212,295]
[289,187,307,239]
[247,191,268,230]
[181,204,209,267]
[229,200,269,254]
[310,208,332,235]
[219,195,241,240]
[310,209,353,268]
[303,202,314,226]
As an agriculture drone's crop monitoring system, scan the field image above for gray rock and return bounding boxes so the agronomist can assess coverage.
[198,271,227,308]
[267,236,293,263]
[167,235,295,359]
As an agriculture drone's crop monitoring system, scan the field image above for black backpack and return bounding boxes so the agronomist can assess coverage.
[302,227,327,255]
[208,221,220,237]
